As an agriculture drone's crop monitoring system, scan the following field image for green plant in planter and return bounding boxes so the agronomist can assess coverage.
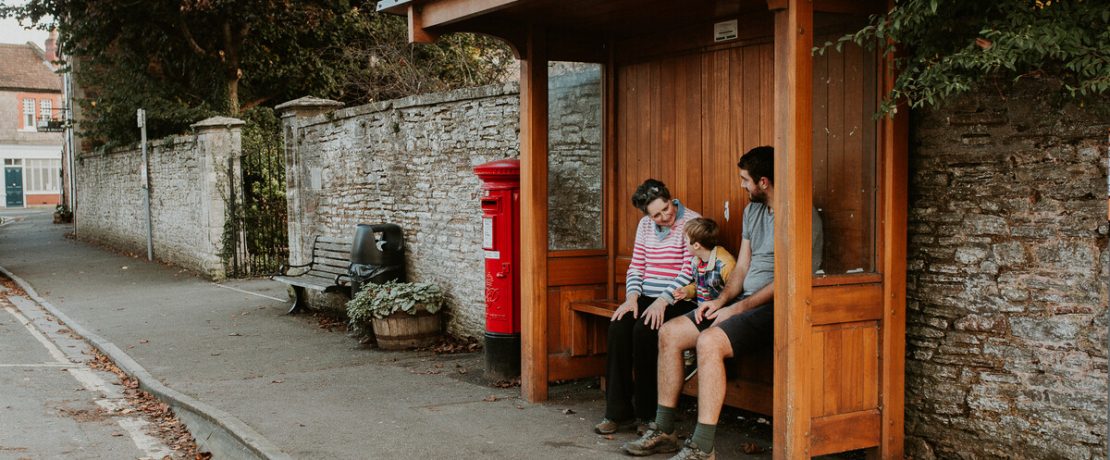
[346,280,445,332]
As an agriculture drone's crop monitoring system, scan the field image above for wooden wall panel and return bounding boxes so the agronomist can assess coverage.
[615,44,774,263]
[812,321,880,417]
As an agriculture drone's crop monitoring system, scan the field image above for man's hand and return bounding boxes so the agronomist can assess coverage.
[641,298,668,330]
[708,299,745,325]
[611,295,639,322]
[694,298,724,324]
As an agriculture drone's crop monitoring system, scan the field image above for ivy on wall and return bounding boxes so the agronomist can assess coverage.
[822,0,1110,113]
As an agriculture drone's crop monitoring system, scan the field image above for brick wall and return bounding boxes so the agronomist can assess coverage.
[905,78,1109,459]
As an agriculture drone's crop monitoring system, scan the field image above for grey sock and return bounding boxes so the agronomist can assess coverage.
[690,423,716,453]
[654,405,676,434]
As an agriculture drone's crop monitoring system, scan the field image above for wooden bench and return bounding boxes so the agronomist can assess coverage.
[273,236,352,314]
[570,298,774,416]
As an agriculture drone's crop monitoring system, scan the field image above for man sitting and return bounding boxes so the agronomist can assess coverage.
[623,146,823,459]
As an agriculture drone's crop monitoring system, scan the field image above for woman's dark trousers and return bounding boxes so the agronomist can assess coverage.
[604,295,696,421]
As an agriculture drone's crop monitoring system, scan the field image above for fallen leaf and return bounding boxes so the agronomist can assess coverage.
[562,409,575,415]
[603,435,614,440]
[228,332,242,337]
[111,431,124,437]
[271,379,284,384]
[741,442,765,454]
[482,395,500,402]
[139,339,149,344]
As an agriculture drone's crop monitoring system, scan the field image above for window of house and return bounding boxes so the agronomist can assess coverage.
[24,159,60,193]
[22,99,35,130]
[39,99,52,126]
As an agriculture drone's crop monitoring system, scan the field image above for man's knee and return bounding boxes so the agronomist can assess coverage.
[696,328,732,360]
[659,316,696,350]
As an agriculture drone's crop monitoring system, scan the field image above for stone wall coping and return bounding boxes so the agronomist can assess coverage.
[92,134,197,158]
[275,96,344,113]
[191,116,246,129]
[297,81,520,129]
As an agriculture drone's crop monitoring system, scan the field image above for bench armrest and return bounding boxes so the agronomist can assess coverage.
[276,261,312,277]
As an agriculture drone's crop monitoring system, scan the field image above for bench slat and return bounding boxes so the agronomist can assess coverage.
[316,242,353,253]
[305,267,344,277]
[316,236,349,245]
[314,257,350,268]
[273,275,332,290]
[570,300,619,318]
[313,248,351,260]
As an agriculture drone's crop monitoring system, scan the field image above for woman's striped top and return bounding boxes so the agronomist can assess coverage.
[625,201,700,299]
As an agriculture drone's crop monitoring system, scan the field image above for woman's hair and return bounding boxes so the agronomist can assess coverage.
[684,217,720,248]
[631,179,671,213]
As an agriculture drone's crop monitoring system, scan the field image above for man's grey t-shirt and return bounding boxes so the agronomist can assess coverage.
[740,202,824,296]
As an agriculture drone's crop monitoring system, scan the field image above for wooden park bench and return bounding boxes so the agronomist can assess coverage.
[570,299,773,416]
[273,236,352,314]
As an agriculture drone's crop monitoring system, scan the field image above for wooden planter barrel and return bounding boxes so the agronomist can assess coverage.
[372,309,441,350]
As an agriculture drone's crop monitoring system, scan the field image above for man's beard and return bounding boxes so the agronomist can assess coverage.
[749,188,767,203]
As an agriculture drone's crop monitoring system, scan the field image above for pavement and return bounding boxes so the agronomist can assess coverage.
[0,209,781,459]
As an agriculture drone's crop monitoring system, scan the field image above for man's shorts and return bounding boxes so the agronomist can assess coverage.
[682,297,774,359]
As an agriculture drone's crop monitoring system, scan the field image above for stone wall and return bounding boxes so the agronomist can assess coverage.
[75,118,243,278]
[905,78,1109,459]
[282,77,604,337]
[281,86,521,337]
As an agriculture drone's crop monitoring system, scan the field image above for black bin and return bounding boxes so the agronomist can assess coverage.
[349,223,405,295]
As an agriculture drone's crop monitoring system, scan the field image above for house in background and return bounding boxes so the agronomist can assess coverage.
[0,34,63,209]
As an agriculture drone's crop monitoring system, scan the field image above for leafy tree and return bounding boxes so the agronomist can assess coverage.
[821,0,1110,112]
[1,1,512,145]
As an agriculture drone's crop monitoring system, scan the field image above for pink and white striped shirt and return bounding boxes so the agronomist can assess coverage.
[625,200,700,299]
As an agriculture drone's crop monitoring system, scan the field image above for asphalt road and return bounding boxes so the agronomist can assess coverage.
[0,228,175,459]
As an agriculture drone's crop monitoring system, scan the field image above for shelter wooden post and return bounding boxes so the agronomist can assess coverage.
[771,0,815,458]
[519,25,550,402]
[879,47,909,459]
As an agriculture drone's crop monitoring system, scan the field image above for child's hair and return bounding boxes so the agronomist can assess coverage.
[684,217,720,249]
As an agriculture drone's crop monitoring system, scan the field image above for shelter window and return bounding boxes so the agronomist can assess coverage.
[548,61,604,250]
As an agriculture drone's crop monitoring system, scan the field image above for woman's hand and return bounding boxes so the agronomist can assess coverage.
[641,298,668,330]
[611,295,640,322]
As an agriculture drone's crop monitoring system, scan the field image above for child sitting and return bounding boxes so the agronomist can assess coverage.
[659,217,735,306]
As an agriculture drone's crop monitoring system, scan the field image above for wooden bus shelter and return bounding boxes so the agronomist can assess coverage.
[380,0,908,457]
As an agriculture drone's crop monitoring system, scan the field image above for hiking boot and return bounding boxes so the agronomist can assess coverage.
[668,439,716,460]
[622,423,679,456]
[595,418,636,435]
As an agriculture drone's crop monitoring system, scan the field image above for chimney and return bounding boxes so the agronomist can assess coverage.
[44,29,57,62]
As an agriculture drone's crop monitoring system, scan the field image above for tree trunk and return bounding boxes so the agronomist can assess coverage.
[227,76,240,115]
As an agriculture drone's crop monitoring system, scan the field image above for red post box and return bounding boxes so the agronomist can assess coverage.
[474,159,520,380]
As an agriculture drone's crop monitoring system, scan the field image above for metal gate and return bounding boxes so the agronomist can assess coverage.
[223,110,288,277]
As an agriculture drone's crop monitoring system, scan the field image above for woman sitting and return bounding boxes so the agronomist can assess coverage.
[595,179,701,434]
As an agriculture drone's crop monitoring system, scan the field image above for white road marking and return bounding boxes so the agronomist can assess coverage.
[3,298,174,458]
[213,282,287,302]
[0,363,76,368]
[4,305,69,363]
